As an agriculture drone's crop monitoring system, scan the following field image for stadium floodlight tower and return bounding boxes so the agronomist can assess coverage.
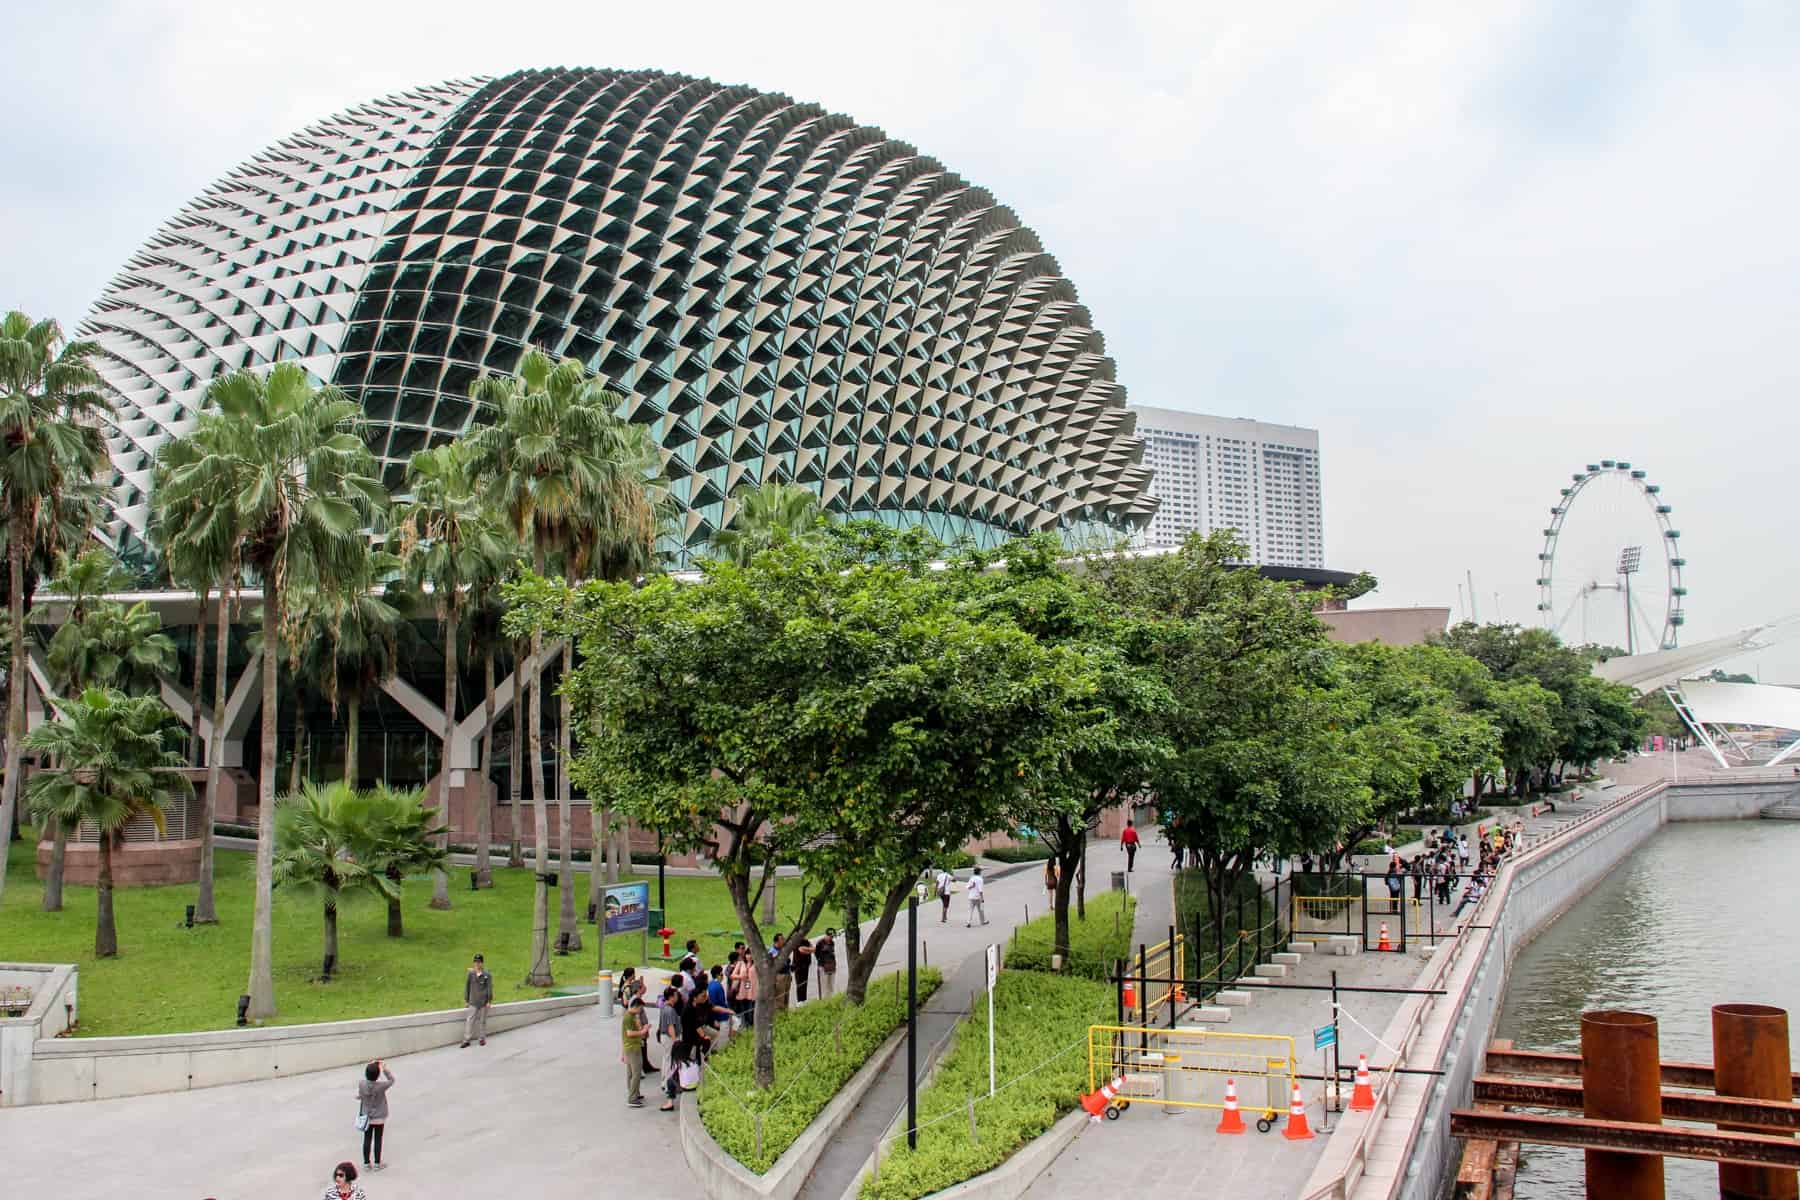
[1617,545,1642,655]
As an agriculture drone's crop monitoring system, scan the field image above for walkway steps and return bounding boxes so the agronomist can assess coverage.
[1762,802,1800,820]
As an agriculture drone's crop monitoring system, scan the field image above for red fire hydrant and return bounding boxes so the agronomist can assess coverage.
[658,927,675,958]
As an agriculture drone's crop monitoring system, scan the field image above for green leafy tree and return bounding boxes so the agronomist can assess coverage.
[0,312,108,905]
[1093,532,1369,938]
[22,689,192,956]
[272,781,397,979]
[391,442,514,894]
[515,533,1097,1086]
[352,783,450,938]
[464,348,665,977]
[152,363,387,1020]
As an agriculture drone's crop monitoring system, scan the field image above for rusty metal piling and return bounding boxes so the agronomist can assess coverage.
[1714,1003,1799,1200]
[1580,1010,1665,1200]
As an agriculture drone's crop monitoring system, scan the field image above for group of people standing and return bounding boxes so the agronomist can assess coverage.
[616,931,840,1110]
[1384,820,1526,920]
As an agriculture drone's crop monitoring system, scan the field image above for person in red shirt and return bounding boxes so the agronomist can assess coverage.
[1120,821,1140,872]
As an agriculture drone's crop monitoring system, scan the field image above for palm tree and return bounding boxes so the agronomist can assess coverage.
[151,459,240,925]
[710,480,826,565]
[272,781,396,980]
[0,312,108,906]
[352,783,449,937]
[464,349,664,978]
[286,551,407,785]
[152,363,387,1020]
[391,441,512,906]
[464,583,516,878]
[41,553,178,912]
[22,689,192,956]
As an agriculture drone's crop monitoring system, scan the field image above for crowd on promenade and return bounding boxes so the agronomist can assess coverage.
[1379,819,1530,919]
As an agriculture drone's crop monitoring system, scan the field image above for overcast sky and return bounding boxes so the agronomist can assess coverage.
[5,1,1797,675]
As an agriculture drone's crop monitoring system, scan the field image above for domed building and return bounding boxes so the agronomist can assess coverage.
[82,67,1154,567]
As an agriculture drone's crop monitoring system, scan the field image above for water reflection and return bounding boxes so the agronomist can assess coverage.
[1494,821,1800,1198]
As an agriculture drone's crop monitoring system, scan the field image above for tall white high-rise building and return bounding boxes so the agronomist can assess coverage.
[1131,407,1324,568]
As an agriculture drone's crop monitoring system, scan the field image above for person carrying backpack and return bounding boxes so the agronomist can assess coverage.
[935,866,953,923]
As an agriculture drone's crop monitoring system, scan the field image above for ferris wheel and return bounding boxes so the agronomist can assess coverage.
[1536,459,1686,654]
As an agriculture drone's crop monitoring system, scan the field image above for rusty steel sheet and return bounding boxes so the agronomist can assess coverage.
[1484,1048,1800,1096]
[1472,1076,1800,1130]
[1450,1110,1800,1171]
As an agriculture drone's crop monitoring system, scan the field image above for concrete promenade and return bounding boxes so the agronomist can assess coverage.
[5,843,1121,1200]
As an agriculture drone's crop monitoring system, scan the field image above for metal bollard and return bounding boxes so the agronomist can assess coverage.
[597,970,614,1018]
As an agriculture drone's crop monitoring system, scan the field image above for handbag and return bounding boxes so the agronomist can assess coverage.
[355,1102,369,1132]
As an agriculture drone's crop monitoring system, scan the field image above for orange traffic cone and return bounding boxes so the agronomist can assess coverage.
[1349,1054,1377,1111]
[1378,922,1393,952]
[1283,1081,1315,1141]
[1080,1074,1125,1122]
[1122,980,1137,1011]
[1216,1077,1247,1134]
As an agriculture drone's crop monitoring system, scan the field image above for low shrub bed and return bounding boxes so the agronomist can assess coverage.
[982,843,1052,864]
[858,970,1112,1200]
[1004,888,1133,979]
[700,967,943,1172]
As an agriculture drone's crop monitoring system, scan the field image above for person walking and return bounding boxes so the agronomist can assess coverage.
[1043,859,1059,905]
[355,1060,393,1172]
[462,953,492,1048]
[792,936,814,1003]
[815,929,838,999]
[935,865,954,923]
[622,994,650,1108]
[1120,822,1140,872]
[966,866,988,926]
[324,1162,368,1200]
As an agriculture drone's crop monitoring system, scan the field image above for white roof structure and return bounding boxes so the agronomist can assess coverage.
[1591,622,1797,693]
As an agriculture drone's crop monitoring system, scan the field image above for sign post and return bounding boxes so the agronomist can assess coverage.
[1314,1022,1337,1129]
[986,944,1000,1097]
[600,881,651,975]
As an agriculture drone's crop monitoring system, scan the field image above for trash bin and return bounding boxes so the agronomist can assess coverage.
[1111,870,1127,892]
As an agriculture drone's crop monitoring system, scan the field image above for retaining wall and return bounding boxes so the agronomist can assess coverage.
[5,988,592,1106]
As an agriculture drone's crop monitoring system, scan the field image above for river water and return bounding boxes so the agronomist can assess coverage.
[1494,819,1800,1198]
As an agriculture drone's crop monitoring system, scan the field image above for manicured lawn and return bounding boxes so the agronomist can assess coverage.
[701,967,944,1172]
[1,834,836,1036]
[859,969,1112,1200]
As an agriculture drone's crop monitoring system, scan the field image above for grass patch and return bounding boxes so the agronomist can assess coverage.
[858,970,1111,1200]
[981,843,1052,864]
[700,967,943,1172]
[1004,888,1133,980]
[2,834,835,1036]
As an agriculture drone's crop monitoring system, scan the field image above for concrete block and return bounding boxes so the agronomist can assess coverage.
[1273,951,1303,966]
[1216,990,1254,1007]
[1253,963,1288,978]
[1329,935,1363,956]
[1194,1006,1232,1022]
[1288,941,1317,954]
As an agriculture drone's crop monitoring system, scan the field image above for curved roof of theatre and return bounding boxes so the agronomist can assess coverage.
[81,67,1155,561]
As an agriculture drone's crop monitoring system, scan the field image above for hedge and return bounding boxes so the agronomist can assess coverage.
[699,967,943,1172]
[1004,888,1134,980]
[858,970,1112,1200]
[982,843,1052,864]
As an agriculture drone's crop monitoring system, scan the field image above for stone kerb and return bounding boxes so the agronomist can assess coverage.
[681,1025,908,1200]
[914,1107,1089,1200]
[0,963,79,1108]
[20,989,593,1105]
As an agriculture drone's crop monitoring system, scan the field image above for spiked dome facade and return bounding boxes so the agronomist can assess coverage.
[82,68,1155,564]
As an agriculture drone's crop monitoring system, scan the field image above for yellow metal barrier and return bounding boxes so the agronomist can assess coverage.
[1087,1024,1297,1125]
[1137,933,1187,1015]
[1291,893,1356,931]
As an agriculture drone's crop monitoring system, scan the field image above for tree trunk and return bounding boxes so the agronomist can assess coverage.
[604,806,621,884]
[429,609,457,911]
[475,646,495,885]
[761,865,778,926]
[587,806,605,922]
[0,519,28,906]
[41,817,66,912]
[95,829,119,958]
[323,901,339,979]
[196,584,232,924]
[1077,835,1088,920]
[1052,837,1081,969]
[724,864,831,1087]
[247,589,280,1020]
[556,673,580,950]
[507,639,524,868]
[524,549,553,986]
[842,875,914,1005]
[386,888,404,938]
[343,694,359,787]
